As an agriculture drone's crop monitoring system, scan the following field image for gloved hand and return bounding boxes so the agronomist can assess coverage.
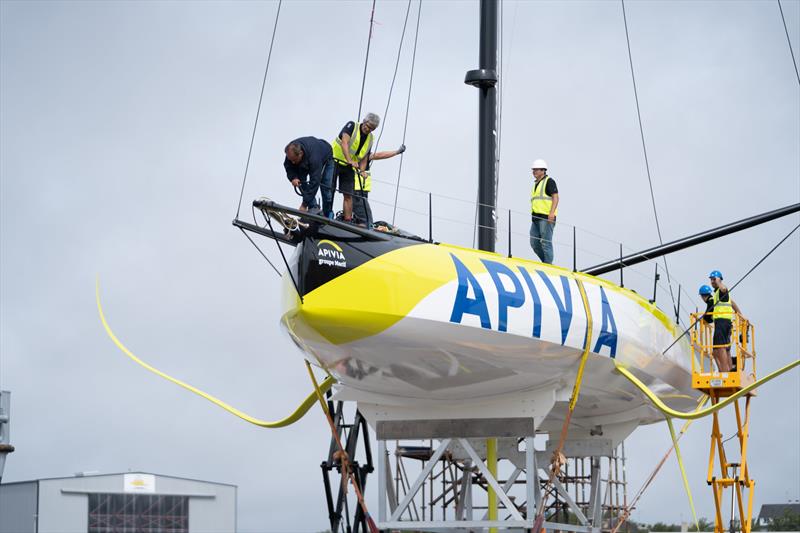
[397,144,406,154]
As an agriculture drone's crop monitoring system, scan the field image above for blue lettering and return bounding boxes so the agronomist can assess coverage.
[517,266,542,338]
[449,254,491,329]
[482,260,525,332]
[537,271,573,345]
[593,286,618,357]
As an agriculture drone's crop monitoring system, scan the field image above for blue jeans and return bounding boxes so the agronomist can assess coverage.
[319,159,334,217]
[300,158,333,213]
[530,217,555,264]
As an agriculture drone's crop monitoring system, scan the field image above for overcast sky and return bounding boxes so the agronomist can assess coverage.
[1,0,799,531]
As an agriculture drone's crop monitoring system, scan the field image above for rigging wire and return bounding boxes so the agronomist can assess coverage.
[778,0,800,86]
[662,222,800,355]
[356,0,378,122]
[264,216,304,303]
[391,0,423,225]
[620,0,679,318]
[239,227,282,277]
[374,0,413,154]
[235,0,282,219]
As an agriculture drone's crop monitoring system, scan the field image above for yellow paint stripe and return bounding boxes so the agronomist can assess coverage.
[292,241,680,345]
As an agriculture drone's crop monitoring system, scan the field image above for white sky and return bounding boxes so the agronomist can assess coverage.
[1,0,799,531]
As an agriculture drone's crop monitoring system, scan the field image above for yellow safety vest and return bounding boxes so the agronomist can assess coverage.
[712,288,734,321]
[354,171,371,192]
[332,122,373,167]
[530,176,557,216]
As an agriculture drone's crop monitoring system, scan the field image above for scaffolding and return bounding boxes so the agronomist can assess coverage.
[543,447,631,532]
[691,312,756,533]
[376,436,631,532]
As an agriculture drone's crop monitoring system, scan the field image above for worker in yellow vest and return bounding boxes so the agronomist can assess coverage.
[528,159,559,264]
[708,270,745,372]
[353,145,406,226]
[330,113,381,222]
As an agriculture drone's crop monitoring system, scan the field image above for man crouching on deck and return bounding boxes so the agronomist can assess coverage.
[284,136,334,215]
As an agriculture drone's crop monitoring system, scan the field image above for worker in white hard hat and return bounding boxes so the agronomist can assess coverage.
[529,158,559,264]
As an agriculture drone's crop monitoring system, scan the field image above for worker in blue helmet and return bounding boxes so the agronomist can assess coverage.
[708,270,745,372]
[698,285,715,324]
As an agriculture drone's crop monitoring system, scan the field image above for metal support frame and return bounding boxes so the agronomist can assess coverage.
[707,394,755,533]
[588,457,603,526]
[373,432,631,532]
[319,401,374,533]
[379,437,537,530]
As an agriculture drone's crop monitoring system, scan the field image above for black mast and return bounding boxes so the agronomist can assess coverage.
[465,0,499,252]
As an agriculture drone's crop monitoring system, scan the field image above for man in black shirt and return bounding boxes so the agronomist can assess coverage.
[283,136,333,215]
[709,271,745,372]
[529,159,560,264]
[699,285,715,324]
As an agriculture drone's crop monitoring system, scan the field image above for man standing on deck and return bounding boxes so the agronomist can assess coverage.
[708,270,745,372]
[352,145,406,226]
[283,136,333,215]
[331,113,380,222]
[529,159,559,264]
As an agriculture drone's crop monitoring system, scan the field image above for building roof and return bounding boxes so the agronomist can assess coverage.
[0,471,236,488]
[757,503,800,521]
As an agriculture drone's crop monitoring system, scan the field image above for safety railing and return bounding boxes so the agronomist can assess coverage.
[689,311,756,388]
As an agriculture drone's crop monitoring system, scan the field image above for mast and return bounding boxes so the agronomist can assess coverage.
[465,0,499,253]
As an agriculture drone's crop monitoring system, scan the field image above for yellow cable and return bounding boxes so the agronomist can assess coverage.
[667,417,699,531]
[569,279,594,410]
[615,359,800,420]
[96,278,335,428]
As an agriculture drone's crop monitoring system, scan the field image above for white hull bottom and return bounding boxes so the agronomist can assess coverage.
[287,315,700,439]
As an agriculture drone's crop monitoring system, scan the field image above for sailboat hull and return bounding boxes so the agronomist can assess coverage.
[280,233,700,427]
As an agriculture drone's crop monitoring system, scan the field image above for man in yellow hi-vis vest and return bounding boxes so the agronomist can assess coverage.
[353,145,406,226]
[708,270,745,372]
[529,159,559,264]
[330,113,380,222]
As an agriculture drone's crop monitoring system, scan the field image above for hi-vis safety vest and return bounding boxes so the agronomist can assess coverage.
[531,176,557,216]
[354,171,371,192]
[332,122,373,167]
[712,288,734,321]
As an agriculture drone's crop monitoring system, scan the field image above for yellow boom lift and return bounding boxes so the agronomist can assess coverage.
[691,312,757,533]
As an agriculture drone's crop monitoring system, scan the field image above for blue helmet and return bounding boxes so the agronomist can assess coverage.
[708,270,723,280]
[699,284,713,296]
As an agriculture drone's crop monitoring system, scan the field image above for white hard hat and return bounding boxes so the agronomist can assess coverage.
[532,159,548,170]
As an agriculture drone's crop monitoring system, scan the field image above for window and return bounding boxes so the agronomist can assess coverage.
[88,493,188,533]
